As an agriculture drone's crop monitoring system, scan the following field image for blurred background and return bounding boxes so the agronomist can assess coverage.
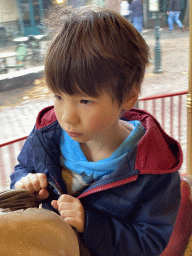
[0,0,189,37]
[0,0,190,190]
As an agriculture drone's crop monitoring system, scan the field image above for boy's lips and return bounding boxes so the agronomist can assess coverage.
[66,131,83,137]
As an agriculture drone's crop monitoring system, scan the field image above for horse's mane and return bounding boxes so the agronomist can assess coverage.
[0,189,39,212]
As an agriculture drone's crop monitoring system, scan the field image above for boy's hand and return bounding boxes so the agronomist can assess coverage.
[15,173,49,201]
[51,195,85,233]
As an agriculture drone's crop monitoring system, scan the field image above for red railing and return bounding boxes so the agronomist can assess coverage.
[0,91,188,192]
[138,90,188,174]
[0,136,28,148]
[0,137,27,192]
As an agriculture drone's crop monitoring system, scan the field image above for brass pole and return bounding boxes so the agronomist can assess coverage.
[187,0,192,175]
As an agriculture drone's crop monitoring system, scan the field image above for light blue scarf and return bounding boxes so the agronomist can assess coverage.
[60,120,145,180]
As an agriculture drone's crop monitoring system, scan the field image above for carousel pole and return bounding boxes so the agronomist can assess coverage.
[186,0,192,175]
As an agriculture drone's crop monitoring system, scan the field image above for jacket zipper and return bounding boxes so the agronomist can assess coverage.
[77,175,138,199]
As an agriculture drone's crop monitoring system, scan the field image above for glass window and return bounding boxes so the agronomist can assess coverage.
[33,0,40,26]
[20,0,31,27]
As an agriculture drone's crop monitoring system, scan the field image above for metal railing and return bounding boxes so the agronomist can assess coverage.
[138,90,188,174]
[0,136,27,192]
[0,91,188,192]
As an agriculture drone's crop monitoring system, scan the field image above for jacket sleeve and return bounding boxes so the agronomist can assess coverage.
[10,126,37,189]
[82,172,181,256]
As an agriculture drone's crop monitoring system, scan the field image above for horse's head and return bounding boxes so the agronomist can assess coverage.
[0,189,80,256]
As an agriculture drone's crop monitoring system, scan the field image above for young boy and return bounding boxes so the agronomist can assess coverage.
[10,6,182,256]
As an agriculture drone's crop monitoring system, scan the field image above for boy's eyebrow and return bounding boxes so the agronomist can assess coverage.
[52,91,100,99]
[76,93,98,98]
[77,93,102,99]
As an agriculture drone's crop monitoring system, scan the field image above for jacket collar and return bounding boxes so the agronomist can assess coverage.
[122,109,183,174]
[35,106,183,177]
[36,106,57,130]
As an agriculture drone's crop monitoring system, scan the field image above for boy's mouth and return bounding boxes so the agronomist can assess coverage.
[66,131,83,137]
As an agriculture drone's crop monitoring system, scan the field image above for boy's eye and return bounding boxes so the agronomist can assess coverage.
[54,95,63,101]
[80,99,92,105]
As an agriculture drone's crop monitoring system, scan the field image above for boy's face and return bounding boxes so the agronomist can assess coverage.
[53,90,135,147]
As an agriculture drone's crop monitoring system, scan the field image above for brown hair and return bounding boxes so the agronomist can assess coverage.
[45,5,149,105]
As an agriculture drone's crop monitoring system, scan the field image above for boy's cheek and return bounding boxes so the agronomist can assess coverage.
[89,116,108,129]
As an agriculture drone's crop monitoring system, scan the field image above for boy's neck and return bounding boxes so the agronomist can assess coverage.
[80,121,131,162]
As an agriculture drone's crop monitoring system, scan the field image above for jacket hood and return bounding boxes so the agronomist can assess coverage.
[36,106,183,175]
[122,109,183,174]
[36,106,57,129]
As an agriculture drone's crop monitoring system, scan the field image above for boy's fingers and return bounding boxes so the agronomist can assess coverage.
[27,173,48,191]
[58,194,75,204]
[37,173,48,189]
[59,209,79,219]
[51,200,58,209]
[38,188,49,201]
[15,180,26,190]
[15,174,48,197]
[28,174,40,191]
[62,215,85,233]
[57,202,75,212]
[62,216,76,228]
[18,176,35,192]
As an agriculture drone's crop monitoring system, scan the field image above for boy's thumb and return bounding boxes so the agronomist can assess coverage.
[51,200,58,210]
[38,188,49,201]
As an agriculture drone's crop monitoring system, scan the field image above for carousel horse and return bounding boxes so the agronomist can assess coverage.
[0,176,192,256]
[0,189,90,256]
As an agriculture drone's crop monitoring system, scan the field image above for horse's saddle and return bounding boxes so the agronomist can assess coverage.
[0,189,90,256]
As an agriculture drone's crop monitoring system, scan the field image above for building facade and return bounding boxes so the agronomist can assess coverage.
[0,0,19,38]
[0,0,188,39]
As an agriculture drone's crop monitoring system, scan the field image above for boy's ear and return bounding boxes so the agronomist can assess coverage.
[122,87,139,110]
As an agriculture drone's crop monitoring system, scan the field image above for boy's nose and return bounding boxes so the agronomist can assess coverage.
[61,108,80,125]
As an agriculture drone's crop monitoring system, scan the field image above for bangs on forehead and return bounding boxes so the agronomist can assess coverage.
[46,45,115,97]
[46,65,111,97]
[48,77,102,97]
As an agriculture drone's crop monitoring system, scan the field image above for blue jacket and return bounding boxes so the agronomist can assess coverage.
[129,0,143,18]
[10,106,182,256]
[167,0,181,12]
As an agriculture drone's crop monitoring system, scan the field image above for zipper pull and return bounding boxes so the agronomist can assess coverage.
[48,181,62,196]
